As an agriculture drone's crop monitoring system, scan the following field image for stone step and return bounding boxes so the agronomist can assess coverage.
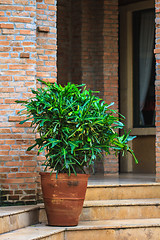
[0,224,64,240]
[80,198,160,221]
[86,183,160,200]
[1,219,160,240]
[39,198,160,223]
[0,205,39,235]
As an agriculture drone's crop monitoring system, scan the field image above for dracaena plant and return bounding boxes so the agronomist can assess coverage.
[16,79,138,176]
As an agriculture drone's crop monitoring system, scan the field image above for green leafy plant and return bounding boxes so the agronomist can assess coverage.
[16,79,138,175]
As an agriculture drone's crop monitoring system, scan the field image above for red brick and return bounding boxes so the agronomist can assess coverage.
[0,47,11,51]
[48,5,56,10]
[0,17,8,21]
[2,29,18,34]
[8,173,16,178]
[28,183,36,188]
[44,0,55,3]
[0,0,12,4]
[0,23,14,29]
[0,167,10,172]
[0,88,14,93]
[20,30,34,35]
[22,41,35,46]
[0,129,11,133]
[37,26,49,32]
[20,52,30,58]
[0,41,10,46]
[0,36,6,40]
[0,151,9,155]
[37,4,47,9]
[10,17,32,23]
[9,116,25,122]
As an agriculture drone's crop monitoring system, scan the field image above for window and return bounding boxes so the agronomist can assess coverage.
[133,9,155,128]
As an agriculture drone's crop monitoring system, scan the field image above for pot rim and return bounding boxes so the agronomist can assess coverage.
[39,172,90,179]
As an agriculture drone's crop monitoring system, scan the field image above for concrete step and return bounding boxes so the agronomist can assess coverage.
[0,205,39,234]
[80,198,160,221]
[86,183,160,200]
[1,219,160,240]
[0,224,64,240]
[39,198,160,223]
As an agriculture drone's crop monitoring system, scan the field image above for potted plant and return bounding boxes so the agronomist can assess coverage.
[16,79,137,226]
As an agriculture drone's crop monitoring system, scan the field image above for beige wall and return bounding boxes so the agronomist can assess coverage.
[133,136,155,174]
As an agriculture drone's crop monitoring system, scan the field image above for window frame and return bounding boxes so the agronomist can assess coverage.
[120,0,155,137]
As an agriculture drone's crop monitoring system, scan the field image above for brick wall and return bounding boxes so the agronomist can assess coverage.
[103,0,119,175]
[155,0,160,182]
[81,0,119,174]
[36,0,57,83]
[0,0,37,205]
[0,0,119,204]
[0,0,57,205]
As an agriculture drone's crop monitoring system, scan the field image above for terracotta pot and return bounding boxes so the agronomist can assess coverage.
[40,172,89,226]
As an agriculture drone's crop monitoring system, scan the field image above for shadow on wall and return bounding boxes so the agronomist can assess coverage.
[57,0,105,174]
[57,0,82,86]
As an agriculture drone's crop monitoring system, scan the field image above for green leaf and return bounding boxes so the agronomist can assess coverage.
[69,141,79,154]
[19,118,32,125]
[49,139,61,148]
[27,143,37,151]
[15,100,28,104]
[37,78,50,86]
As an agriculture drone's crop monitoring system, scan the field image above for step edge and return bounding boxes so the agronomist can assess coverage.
[83,199,160,207]
[2,219,160,240]
[0,205,40,217]
[67,219,160,231]
[0,225,65,240]
[87,183,160,188]
[31,229,65,240]
[38,200,160,208]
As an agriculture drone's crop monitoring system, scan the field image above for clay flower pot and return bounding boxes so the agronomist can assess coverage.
[40,172,89,226]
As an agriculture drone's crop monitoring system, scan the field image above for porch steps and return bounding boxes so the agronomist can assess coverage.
[1,183,160,239]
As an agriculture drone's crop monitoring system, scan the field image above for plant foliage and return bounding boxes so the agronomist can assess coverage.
[16,79,138,175]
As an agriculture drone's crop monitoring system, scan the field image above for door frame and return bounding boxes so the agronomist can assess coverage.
[119,0,155,173]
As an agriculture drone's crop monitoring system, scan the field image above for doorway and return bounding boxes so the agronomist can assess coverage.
[119,0,156,174]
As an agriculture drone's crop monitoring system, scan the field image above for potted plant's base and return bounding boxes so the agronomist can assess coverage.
[40,172,89,226]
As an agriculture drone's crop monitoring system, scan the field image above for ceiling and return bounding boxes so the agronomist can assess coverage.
[119,0,148,6]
